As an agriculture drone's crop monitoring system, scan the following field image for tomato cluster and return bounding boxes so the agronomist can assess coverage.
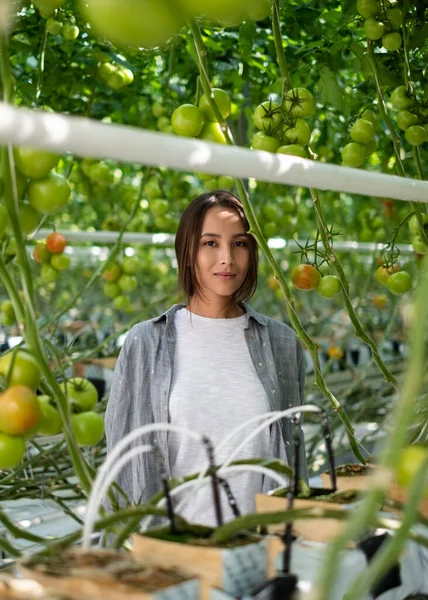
[358,0,403,52]
[408,214,428,255]
[32,232,71,285]
[290,264,341,299]
[102,255,142,313]
[389,86,428,147]
[341,109,378,168]
[376,262,412,295]
[251,88,315,158]
[61,377,104,446]
[98,59,134,91]
[0,350,43,469]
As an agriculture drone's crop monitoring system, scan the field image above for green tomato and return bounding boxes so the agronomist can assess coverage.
[9,204,40,236]
[253,100,282,135]
[121,255,141,274]
[50,253,70,271]
[152,101,166,118]
[103,282,121,298]
[397,110,419,131]
[14,147,60,180]
[341,142,366,167]
[382,32,402,51]
[361,109,379,129]
[117,274,138,293]
[386,270,412,295]
[199,122,227,144]
[408,213,428,236]
[350,118,376,143]
[171,104,205,137]
[277,144,307,158]
[28,173,71,214]
[283,87,316,119]
[364,18,385,40]
[396,445,428,498]
[245,0,271,21]
[40,264,59,283]
[71,411,105,446]
[63,23,79,40]
[37,396,62,436]
[113,294,133,312]
[98,62,116,80]
[0,350,41,389]
[282,118,312,145]
[317,275,341,299]
[405,125,427,146]
[357,0,381,18]
[46,18,63,35]
[182,0,246,26]
[217,175,235,188]
[252,132,280,153]
[0,432,26,469]
[390,86,416,110]
[78,0,182,49]
[386,8,403,29]
[61,377,98,412]
[411,235,428,255]
[198,89,231,122]
[33,0,65,18]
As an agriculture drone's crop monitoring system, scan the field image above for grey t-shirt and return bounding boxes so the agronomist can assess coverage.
[169,309,271,525]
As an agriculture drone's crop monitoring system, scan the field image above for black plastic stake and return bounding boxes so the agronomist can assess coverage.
[201,435,224,527]
[320,409,337,492]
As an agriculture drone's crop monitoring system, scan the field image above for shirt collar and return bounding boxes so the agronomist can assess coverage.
[153,303,267,327]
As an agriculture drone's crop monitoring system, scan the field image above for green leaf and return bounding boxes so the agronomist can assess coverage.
[239,20,256,62]
[317,66,347,114]
[409,23,428,50]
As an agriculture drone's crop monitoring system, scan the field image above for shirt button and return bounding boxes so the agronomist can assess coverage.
[258,362,263,367]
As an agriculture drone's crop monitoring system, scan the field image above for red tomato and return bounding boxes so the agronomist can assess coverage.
[291,264,321,291]
[46,232,67,253]
[0,385,41,435]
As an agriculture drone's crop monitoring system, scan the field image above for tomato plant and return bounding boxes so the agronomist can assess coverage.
[382,32,402,51]
[50,253,71,271]
[46,232,67,253]
[291,264,321,291]
[103,263,122,282]
[118,274,138,293]
[0,350,41,389]
[341,142,366,167]
[390,86,416,110]
[0,385,41,435]
[396,110,419,131]
[121,256,141,274]
[171,104,205,138]
[71,411,105,446]
[103,282,120,298]
[363,18,385,40]
[41,263,59,283]
[61,377,98,412]
[404,125,427,146]
[375,264,400,287]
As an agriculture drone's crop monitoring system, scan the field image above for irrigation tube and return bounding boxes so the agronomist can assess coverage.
[1,103,428,203]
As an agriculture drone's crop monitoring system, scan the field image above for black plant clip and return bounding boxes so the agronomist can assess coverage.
[320,409,337,492]
[201,435,224,527]
[217,476,241,518]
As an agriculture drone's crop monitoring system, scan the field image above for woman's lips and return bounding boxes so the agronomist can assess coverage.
[215,273,236,280]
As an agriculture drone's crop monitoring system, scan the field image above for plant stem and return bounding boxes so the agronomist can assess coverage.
[35,25,47,104]
[272,0,291,90]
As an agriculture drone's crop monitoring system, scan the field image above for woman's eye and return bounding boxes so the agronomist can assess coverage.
[235,240,247,247]
[204,240,216,247]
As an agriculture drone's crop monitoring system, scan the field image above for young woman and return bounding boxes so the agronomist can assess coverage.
[105,190,307,526]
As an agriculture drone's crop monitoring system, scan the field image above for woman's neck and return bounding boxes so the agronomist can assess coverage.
[187,296,245,319]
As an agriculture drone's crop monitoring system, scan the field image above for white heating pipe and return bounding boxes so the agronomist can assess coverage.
[0,103,427,203]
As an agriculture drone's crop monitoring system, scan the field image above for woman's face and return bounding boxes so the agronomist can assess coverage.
[194,205,250,302]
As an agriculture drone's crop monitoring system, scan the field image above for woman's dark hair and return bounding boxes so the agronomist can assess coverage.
[175,190,258,305]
